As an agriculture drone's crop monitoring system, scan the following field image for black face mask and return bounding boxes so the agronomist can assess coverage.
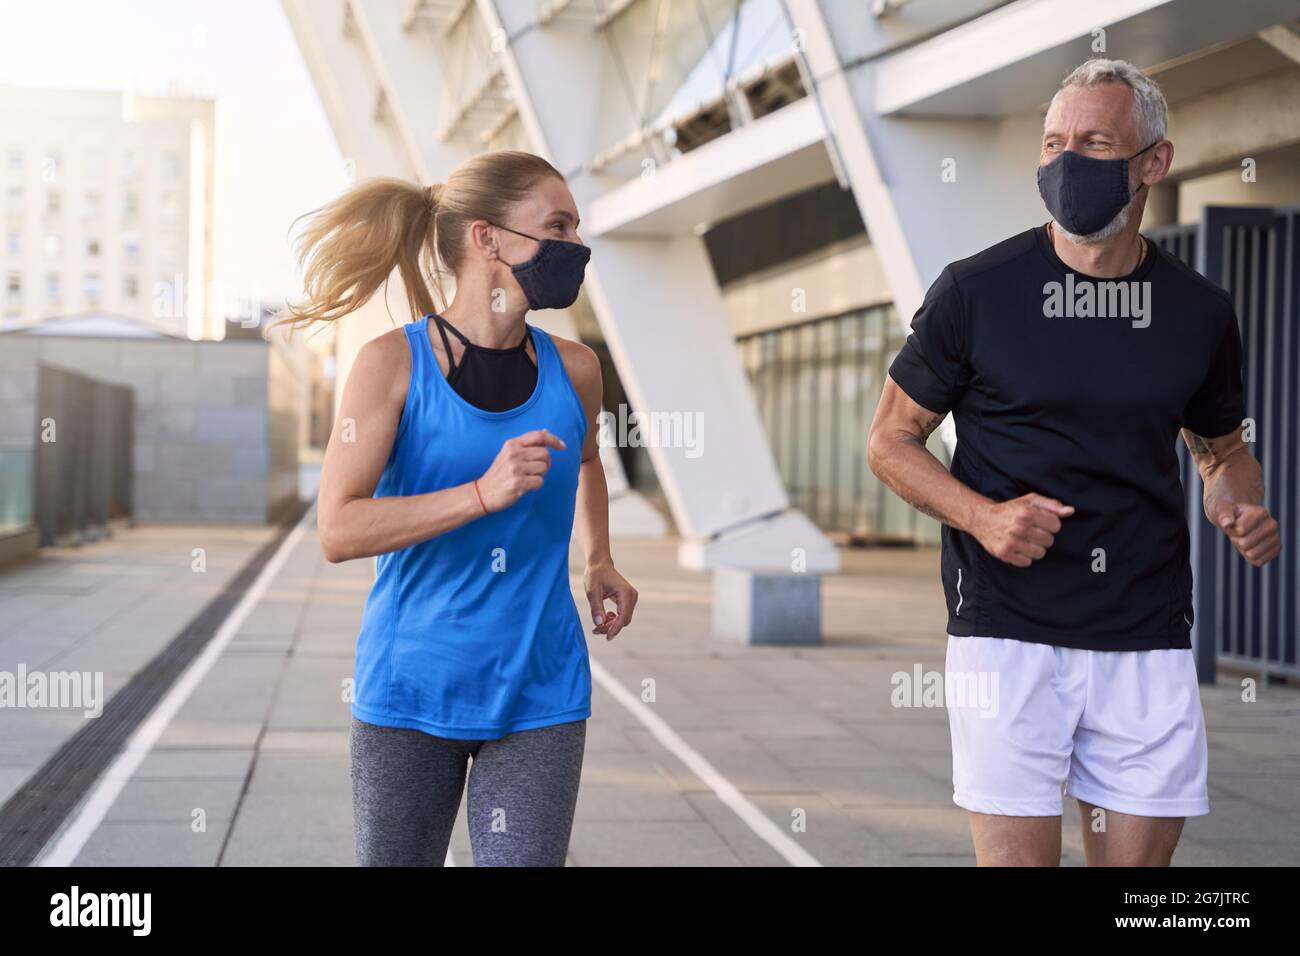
[490,222,591,311]
[432,313,537,413]
[1036,140,1157,236]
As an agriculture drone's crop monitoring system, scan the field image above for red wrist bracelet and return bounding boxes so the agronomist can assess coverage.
[472,479,489,515]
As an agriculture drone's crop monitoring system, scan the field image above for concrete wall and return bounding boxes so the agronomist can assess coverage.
[1177,146,1300,223]
[266,336,303,522]
[0,333,299,525]
[720,235,891,339]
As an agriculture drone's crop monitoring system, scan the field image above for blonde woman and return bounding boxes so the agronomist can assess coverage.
[284,150,638,866]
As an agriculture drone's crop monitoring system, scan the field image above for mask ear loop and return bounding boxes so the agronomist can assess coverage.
[1129,140,1159,160]
[487,221,543,270]
[1127,140,1160,199]
[1122,140,1160,267]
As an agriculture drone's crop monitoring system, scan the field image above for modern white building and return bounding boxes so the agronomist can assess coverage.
[0,85,217,340]
[281,0,1300,655]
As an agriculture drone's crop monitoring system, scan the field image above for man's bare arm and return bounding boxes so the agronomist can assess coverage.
[1181,425,1279,567]
[1182,425,1261,515]
[866,381,982,529]
[867,374,1073,568]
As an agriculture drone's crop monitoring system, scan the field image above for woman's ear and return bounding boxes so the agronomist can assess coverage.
[468,220,499,261]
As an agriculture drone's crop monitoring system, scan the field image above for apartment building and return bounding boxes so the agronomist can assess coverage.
[0,85,216,339]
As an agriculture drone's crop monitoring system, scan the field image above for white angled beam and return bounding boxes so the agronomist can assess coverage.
[281,0,423,421]
[585,95,834,238]
[281,0,414,179]
[784,0,925,322]
[874,0,1172,115]
[349,0,467,181]
[474,0,837,570]
[1258,24,1300,66]
[873,0,1300,117]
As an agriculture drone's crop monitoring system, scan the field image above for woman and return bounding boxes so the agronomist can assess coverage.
[282,150,638,866]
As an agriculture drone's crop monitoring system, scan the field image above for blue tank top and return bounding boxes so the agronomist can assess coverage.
[350,314,592,739]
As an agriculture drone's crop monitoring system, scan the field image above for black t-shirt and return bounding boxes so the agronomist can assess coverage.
[888,224,1244,650]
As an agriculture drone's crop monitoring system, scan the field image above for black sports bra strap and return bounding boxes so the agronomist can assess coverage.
[431,314,464,374]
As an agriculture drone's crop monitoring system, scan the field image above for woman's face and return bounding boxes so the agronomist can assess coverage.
[498,176,584,253]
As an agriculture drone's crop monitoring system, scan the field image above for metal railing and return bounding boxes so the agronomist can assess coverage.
[1149,204,1299,682]
[0,448,34,536]
[33,364,133,546]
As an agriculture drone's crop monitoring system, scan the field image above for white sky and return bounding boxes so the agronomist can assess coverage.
[0,0,346,308]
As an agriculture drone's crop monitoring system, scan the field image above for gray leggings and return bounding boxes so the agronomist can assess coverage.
[349,716,586,867]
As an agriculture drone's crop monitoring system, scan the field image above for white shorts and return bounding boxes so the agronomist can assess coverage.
[945,635,1209,817]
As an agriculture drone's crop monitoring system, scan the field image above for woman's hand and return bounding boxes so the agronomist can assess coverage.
[584,560,637,641]
[477,428,566,512]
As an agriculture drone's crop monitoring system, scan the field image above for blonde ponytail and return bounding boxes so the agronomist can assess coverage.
[277,150,565,333]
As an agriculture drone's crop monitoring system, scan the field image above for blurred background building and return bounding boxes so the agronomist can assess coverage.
[0,85,217,339]
[0,79,335,565]
[0,76,339,566]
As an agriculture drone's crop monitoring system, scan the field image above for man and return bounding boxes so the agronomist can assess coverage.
[867,59,1281,866]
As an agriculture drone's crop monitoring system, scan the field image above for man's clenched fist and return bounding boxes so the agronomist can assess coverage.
[973,492,1075,568]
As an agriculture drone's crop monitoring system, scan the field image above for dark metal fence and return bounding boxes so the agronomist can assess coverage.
[34,364,133,546]
[1149,204,1299,682]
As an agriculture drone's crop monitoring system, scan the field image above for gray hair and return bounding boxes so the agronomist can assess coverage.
[1049,58,1168,144]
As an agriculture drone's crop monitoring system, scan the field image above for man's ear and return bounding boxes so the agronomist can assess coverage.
[1147,141,1173,186]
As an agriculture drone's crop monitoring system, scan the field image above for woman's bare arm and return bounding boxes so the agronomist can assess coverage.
[555,337,637,640]
[316,330,482,562]
[556,341,608,564]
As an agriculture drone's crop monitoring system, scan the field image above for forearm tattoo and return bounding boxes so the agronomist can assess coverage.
[919,414,945,441]
[895,414,951,523]
[902,493,946,523]
[1186,429,1265,514]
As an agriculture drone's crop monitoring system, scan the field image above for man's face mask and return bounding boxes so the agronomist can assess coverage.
[1036,139,1157,237]
[490,221,591,311]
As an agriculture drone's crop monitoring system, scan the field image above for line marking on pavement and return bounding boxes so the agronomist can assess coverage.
[588,659,823,867]
[35,509,313,867]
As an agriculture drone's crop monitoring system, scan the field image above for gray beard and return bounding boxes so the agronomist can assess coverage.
[1054,192,1135,245]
